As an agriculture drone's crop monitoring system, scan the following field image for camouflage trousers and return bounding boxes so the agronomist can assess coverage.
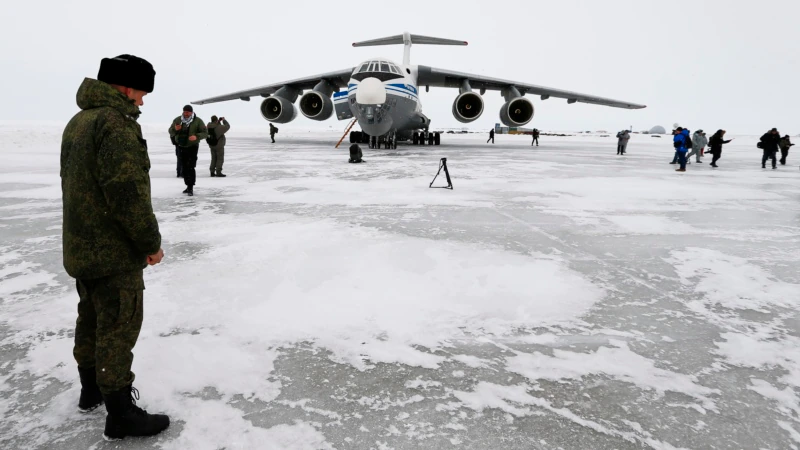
[73,270,144,394]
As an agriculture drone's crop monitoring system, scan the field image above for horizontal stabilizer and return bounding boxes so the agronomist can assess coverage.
[353,33,467,47]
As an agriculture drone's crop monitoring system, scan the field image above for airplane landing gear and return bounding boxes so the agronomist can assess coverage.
[413,131,440,146]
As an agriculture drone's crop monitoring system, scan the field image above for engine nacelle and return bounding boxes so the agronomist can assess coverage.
[299,91,334,121]
[260,96,297,124]
[451,92,484,123]
[499,97,534,127]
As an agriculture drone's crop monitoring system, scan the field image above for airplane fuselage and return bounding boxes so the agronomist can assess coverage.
[336,59,427,139]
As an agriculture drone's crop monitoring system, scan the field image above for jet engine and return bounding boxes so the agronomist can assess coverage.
[299,91,334,121]
[260,96,297,124]
[499,97,534,127]
[451,92,484,123]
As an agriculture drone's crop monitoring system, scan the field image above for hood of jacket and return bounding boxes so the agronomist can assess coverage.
[76,78,141,119]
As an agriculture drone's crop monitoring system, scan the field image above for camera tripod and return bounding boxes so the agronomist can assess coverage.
[429,158,453,190]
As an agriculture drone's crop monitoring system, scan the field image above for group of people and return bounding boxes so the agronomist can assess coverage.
[669,128,731,171]
[486,127,540,145]
[669,126,793,171]
[758,128,794,169]
[169,105,231,196]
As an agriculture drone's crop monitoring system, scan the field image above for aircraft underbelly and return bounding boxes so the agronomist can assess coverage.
[350,93,422,137]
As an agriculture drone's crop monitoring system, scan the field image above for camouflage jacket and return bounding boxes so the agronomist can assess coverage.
[168,115,207,148]
[60,78,161,280]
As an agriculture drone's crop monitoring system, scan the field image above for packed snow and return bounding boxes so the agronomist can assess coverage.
[1,123,799,449]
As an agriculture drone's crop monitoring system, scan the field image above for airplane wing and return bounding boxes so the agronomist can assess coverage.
[416,65,645,109]
[191,68,355,105]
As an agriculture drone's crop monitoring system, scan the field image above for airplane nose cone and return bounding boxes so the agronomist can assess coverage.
[355,77,386,105]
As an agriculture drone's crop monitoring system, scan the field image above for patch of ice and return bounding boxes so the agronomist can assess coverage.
[505,340,718,410]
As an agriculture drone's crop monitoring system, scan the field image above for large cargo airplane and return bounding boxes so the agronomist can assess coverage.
[192,32,646,148]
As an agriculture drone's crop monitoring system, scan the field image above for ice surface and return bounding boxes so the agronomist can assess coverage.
[1,123,800,449]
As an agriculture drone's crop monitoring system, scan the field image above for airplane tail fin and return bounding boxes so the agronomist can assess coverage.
[352,32,467,65]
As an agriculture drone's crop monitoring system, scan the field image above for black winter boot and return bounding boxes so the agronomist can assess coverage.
[187,186,194,196]
[215,171,226,177]
[210,170,216,177]
[102,386,170,441]
[77,367,103,412]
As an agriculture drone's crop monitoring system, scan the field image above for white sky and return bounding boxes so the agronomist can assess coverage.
[2,0,798,134]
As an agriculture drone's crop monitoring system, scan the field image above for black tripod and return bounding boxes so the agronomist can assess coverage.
[429,158,453,190]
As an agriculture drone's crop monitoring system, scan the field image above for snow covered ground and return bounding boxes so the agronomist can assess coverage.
[1,123,799,449]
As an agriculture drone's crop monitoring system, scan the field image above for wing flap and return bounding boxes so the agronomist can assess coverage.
[191,68,355,105]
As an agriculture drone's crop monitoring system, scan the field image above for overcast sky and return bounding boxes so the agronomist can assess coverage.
[2,0,798,134]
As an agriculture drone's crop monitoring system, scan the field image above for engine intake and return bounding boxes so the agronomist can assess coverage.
[452,92,484,123]
[499,97,534,127]
[260,96,297,124]
[299,91,334,121]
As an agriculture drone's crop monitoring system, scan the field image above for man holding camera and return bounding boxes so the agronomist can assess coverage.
[206,116,230,177]
[169,105,207,195]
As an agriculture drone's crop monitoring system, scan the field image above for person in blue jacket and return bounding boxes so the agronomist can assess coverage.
[674,127,690,172]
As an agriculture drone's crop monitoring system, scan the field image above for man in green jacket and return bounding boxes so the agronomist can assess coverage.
[207,115,231,177]
[169,105,207,195]
[61,54,169,440]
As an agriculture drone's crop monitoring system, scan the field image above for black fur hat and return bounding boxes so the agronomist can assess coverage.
[97,54,155,93]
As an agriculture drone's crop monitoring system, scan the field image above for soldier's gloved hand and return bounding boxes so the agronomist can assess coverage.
[189,136,197,142]
[147,248,164,265]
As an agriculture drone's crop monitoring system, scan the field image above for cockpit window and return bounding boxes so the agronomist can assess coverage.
[357,61,402,74]
[353,60,405,81]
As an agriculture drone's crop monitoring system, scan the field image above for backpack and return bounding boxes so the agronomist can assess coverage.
[207,127,219,146]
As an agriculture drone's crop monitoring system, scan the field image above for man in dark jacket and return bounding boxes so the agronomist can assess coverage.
[269,123,278,143]
[60,54,169,441]
[760,128,781,169]
[207,116,231,177]
[531,128,540,146]
[169,105,207,194]
[616,130,630,155]
[779,135,794,165]
[708,129,732,168]
[487,128,495,144]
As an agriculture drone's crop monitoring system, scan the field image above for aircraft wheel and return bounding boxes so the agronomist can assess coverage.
[434,132,441,145]
[412,133,418,145]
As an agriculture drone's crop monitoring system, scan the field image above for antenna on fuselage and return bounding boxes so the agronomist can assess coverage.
[352,32,468,66]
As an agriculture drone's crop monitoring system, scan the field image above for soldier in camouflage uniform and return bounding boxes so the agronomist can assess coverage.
[206,115,231,177]
[61,54,169,441]
[169,105,207,195]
